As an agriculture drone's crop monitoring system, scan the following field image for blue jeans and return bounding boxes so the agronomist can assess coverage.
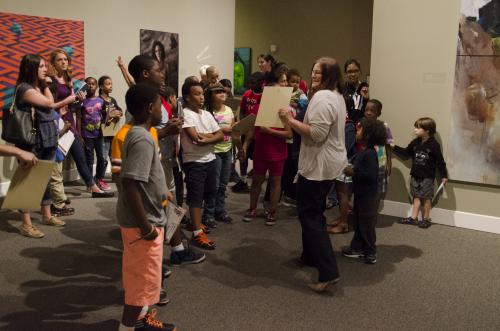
[69,136,95,187]
[84,137,105,180]
[204,150,232,219]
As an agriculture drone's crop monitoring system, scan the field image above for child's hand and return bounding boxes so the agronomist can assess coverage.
[166,191,174,202]
[116,56,125,68]
[343,165,354,176]
[442,178,448,185]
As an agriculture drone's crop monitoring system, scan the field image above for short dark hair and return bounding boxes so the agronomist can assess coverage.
[219,79,232,88]
[367,99,383,116]
[182,80,202,99]
[249,71,265,92]
[258,53,276,66]
[85,76,97,84]
[414,117,437,136]
[344,58,361,73]
[287,68,301,81]
[98,75,111,87]
[162,86,176,99]
[125,82,159,118]
[265,62,288,86]
[128,55,156,81]
[358,118,387,147]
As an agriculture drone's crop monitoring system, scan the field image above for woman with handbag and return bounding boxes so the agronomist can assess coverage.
[11,54,83,238]
[47,48,113,199]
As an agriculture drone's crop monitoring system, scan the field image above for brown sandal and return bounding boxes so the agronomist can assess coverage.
[327,223,348,234]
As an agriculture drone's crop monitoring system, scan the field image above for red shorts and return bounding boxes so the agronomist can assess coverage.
[252,158,285,177]
[121,227,164,307]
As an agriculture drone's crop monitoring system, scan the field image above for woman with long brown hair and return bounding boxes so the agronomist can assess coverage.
[48,48,113,198]
[279,57,347,292]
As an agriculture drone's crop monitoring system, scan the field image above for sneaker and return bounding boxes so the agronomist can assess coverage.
[91,191,114,198]
[97,178,111,191]
[162,264,172,278]
[243,208,257,222]
[41,216,66,227]
[399,217,418,225]
[232,180,250,193]
[281,196,297,207]
[19,225,44,238]
[363,254,377,264]
[215,214,233,224]
[156,289,170,306]
[136,308,175,330]
[229,169,240,183]
[191,232,215,250]
[170,248,206,265]
[342,247,364,258]
[202,217,217,229]
[265,210,277,226]
[418,218,432,229]
[51,205,75,217]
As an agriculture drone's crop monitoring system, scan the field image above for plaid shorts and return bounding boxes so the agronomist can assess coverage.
[410,177,434,199]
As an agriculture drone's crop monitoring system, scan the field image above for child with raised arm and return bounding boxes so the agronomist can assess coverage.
[117,83,175,331]
[393,117,448,228]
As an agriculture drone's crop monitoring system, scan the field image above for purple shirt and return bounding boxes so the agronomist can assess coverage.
[81,97,104,139]
[53,79,80,137]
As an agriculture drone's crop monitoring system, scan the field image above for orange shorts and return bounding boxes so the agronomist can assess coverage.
[121,227,164,307]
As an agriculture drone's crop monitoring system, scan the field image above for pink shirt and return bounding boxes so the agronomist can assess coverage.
[253,127,288,162]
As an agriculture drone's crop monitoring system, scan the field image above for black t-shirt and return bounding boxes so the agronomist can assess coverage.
[394,137,448,179]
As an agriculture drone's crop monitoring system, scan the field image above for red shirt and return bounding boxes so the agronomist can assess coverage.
[240,89,262,117]
[299,80,308,95]
[253,127,288,161]
[160,96,173,119]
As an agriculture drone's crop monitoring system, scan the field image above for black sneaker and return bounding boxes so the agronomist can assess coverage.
[202,218,217,229]
[229,169,241,183]
[170,248,206,265]
[215,214,233,224]
[156,289,170,306]
[399,217,418,225]
[342,247,364,259]
[363,254,377,264]
[281,196,297,207]
[418,218,432,229]
[231,180,249,193]
[135,308,175,330]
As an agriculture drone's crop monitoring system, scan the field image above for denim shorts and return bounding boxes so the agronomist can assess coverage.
[183,160,217,208]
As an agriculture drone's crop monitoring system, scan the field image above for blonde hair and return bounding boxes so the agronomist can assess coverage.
[48,48,73,87]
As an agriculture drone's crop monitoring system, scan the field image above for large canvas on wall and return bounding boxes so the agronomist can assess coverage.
[448,0,500,185]
[0,13,84,118]
[140,29,179,94]
[234,47,251,96]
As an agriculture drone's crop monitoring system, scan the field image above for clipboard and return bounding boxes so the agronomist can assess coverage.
[58,119,74,156]
[254,86,293,128]
[232,114,256,135]
[2,160,56,210]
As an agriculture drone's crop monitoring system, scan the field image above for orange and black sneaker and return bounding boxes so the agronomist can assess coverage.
[135,308,176,331]
[191,231,216,250]
[200,223,211,234]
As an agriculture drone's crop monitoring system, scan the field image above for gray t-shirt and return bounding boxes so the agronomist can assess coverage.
[116,126,168,228]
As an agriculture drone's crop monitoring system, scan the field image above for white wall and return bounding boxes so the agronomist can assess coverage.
[0,0,235,189]
[371,0,500,233]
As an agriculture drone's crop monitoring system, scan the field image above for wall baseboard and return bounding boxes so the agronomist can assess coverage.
[380,200,500,235]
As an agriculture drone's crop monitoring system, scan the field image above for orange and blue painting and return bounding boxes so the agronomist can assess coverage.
[449,0,500,185]
[0,12,84,118]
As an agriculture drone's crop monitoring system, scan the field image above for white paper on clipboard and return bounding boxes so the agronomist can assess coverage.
[254,86,293,128]
[58,119,75,156]
[432,182,446,203]
[164,203,186,242]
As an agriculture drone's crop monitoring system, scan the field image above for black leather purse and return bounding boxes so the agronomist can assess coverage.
[1,89,37,146]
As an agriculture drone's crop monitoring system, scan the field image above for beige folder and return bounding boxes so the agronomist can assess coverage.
[2,160,56,210]
[254,86,293,128]
[102,121,123,137]
[232,114,256,135]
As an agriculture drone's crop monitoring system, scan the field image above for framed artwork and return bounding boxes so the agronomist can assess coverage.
[140,29,179,94]
[234,47,252,95]
[0,12,84,118]
[448,0,500,185]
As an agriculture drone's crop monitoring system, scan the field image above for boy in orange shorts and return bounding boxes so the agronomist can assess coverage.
[117,83,175,331]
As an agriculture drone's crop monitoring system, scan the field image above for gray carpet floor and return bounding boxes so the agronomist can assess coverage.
[0,180,499,331]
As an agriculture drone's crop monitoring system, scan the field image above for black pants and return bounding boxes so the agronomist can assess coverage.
[350,195,379,255]
[282,152,298,200]
[297,175,340,282]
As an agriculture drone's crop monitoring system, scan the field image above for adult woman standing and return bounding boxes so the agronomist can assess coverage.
[14,54,77,238]
[279,57,347,292]
[48,49,113,198]
[257,53,276,73]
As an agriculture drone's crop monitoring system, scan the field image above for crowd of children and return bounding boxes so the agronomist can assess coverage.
[7,50,449,330]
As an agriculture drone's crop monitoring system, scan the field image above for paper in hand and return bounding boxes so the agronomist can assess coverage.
[255,86,293,128]
[164,203,186,242]
[232,114,256,134]
[58,119,74,156]
[432,181,446,204]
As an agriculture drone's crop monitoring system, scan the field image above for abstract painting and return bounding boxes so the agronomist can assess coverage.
[448,0,500,185]
[140,29,179,94]
[0,12,84,118]
[234,47,251,95]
